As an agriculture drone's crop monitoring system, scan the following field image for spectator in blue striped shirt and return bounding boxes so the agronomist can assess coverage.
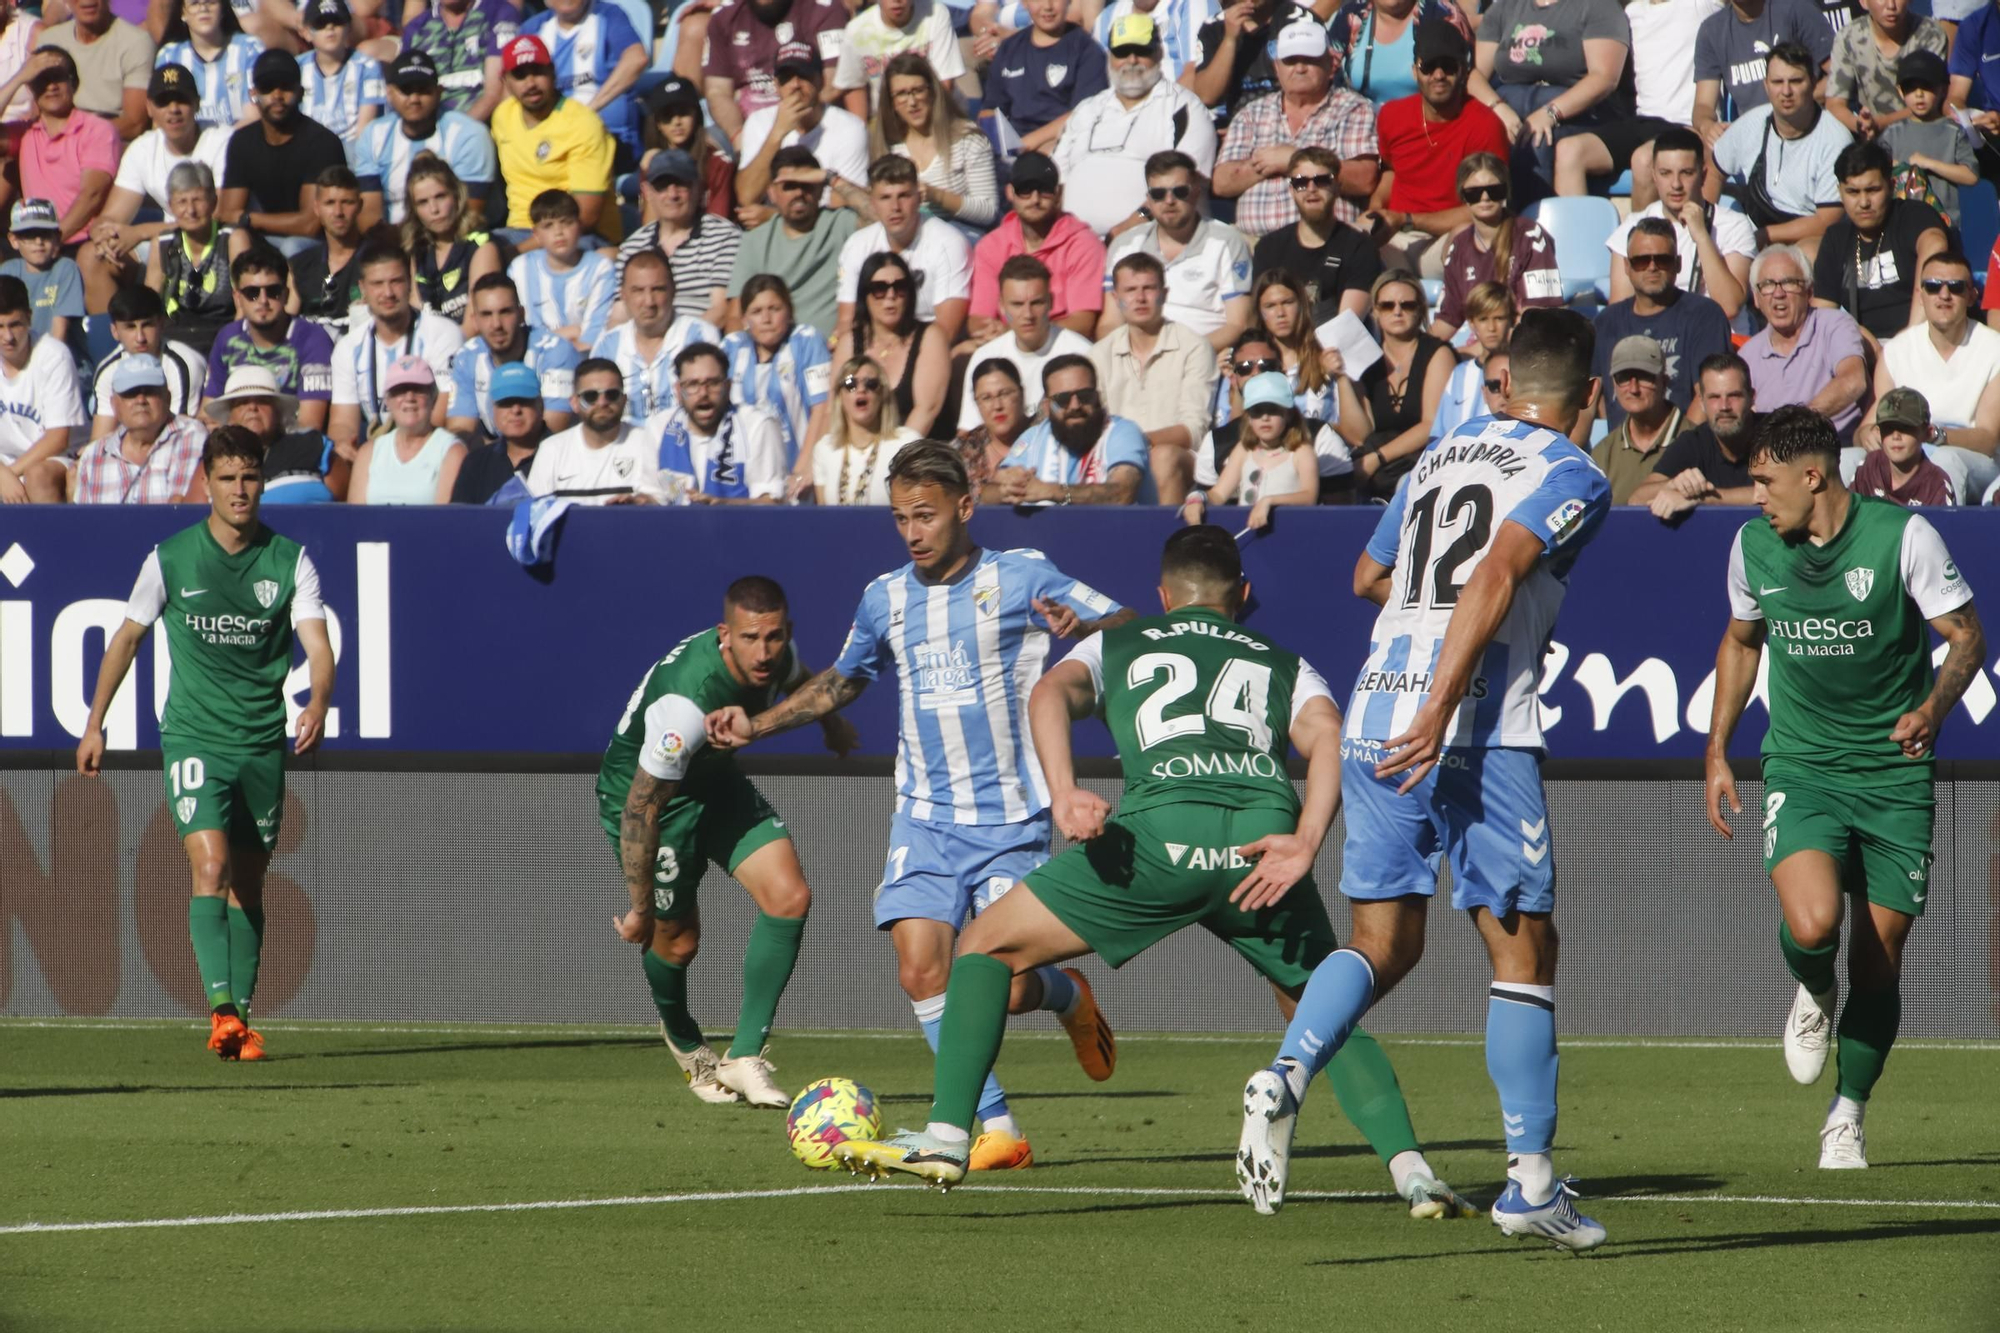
[354,49,497,225]
[156,0,263,129]
[1093,0,1213,81]
[722,271,831,473]
[509,188,615,351]
[446,271,579,440]
[590,248,719,423]
[519,0,649,165]
[298,0,384,143]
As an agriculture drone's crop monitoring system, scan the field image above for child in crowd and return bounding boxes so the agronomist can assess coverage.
[507,189,614,353]
[1878,50,1977,229]
[298,0,385,142]
[1855,387,1958,507]
[0,198,86,366]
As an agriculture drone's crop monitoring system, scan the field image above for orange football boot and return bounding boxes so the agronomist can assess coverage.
[1057,968,1117,1082]
[969,1131,1034,1171]
[207,1011,248,1060]
[237,1028,268,1061]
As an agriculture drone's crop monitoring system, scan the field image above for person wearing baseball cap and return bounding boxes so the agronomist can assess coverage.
[1186,0,1322,129]
[642,77,734,221]
[1590,335,1687,505]
[517,0,649,160]
[399,0,523,120]
[732,40,871,213]
[298,2,386,144]
[968,152,1106,342]
[490,32,620,243]
[1854,386,1960,507]
[1,198,84,367]
[353,47,499,224]
[1180,369,1318,526]
[697,0,850,145]
[73,352,214,505]
[451,359,550,503]
[82,64,230,311]
[215,44,347,253]
[348,354,468,504]
[1213,17,1372,239]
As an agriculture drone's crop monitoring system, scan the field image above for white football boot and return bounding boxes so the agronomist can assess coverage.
[716,1047,790,1109]
[662,1025,740,1104]
[1782,983,1838,1084]
[1237,1064,1300,1215]
[1819,1116,1868,1169]
[1491,1179,1607,1254]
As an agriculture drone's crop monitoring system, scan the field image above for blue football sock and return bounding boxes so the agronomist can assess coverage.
[913,995,1009,1126]
[1487,983,1559,1162]
[1033,965,1079,1017]
[1276,949,1376,1085]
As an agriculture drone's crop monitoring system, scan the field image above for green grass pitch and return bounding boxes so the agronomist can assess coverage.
[3,1020,1997,1332]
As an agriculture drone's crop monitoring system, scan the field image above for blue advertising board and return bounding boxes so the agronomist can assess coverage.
[1,505,1995,759]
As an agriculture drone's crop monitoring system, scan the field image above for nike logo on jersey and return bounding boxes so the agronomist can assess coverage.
[181,587,207,598]
[1759,584,1788,595]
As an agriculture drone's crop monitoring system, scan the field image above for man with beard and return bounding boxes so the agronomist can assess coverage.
[205,364,348,503]
[1212,20,1376,237]
[1361,23,1506,276]
[1591,217,1733,430]
[218,51,348,257]
[328,238,467,458]
[1811,140,1948,342]
[701,0,850,146]
[726,147,859,338]
[448,272,579,441]
[490,36,618,245]
[643,342,788,504]
[527,356,663,502]
[353,50,498,226]
[990,354,1155,505]
[291,167,369,341]
[1630,352,1762,518]
[1101,151,1252,352]
[1251,146,1378,324]
[205,247,337,435]
[1055,15,1217,238]
[969,153,1105,343]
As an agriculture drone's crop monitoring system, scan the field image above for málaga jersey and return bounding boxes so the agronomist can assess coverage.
[1349,415,1610,749]
[833,549,1119,825]
[1729,497,1973,787]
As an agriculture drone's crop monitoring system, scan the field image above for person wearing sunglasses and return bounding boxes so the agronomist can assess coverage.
[1587,334,1686,505]
[649,341,790,504]
[834,155,973,346]
[1053,12,1216,238]
[727,145,860,349]
[1606,128,1756,322]
[968,152,1106,345]
[1211,20,1376,239]
[1740,242,1869,445]
[832,249,950,439]
[1091,250,1219,504]
[1361,21,1505,281]
[1430,152,1562,343]
[1589,216,1732,432]
[1101,149,1250,351]
[1355,268,1452,500]
[1198,329,1360,500]
[203,244,336,436]
[1327,0,1472,107]
[804,353,925,504]
[526,355,667,502]
[992,353,1155,504]
[346,354,467,504]
[1857,250,2000,500]
[1249,145,1379,324]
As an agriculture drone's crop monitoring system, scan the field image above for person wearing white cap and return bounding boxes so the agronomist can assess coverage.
[73,353,213,505]
[205,363,347,503]
[1212,19,1378,236]
[1054,12,1218,237]
[0,274,85,503]
[1181,369,1319,528]
[346,354,466,504]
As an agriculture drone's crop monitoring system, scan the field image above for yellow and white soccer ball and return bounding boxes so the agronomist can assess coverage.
[785,1078,882,1170]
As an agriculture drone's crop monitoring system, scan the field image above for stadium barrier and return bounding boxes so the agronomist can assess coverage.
[4,507,1998,1036]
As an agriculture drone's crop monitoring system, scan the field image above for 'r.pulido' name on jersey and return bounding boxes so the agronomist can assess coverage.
[1347,415,1612,751]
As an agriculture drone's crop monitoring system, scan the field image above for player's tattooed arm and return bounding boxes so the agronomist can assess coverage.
[615,771,678,942]
[1896,602,1987,758]
[791,662,862,757]
[717,667,868,746]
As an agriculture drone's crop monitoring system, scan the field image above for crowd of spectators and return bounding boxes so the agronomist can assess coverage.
[1,0,1997,509]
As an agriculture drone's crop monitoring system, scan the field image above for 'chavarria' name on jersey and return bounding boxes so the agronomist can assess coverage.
[833,548,1121,825]
[1349,415,1611,748]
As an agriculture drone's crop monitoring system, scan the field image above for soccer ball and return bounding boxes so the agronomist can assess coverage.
[785,1077,882,1170]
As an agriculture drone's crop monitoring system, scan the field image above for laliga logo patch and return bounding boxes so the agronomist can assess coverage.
[653,729,686,759]
[1845,566,1875,602]
[1544,497,1586,544]
[176,796,198,825]
[254,579,279,609]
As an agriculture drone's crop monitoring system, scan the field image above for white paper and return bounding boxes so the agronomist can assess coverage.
[1953,105,1983,149]
[1315,310,1382,381]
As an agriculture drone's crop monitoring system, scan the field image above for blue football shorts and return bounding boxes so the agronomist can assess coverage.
[872,809,1054,930]
[1339,738,1555,916]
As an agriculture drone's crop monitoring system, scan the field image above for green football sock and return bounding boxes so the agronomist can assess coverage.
[227,903,265,1023]
[642,950,707,1052]
[1779,920,1838,995]
[928,953,1013,1134]
[187,897,235,1013]
[1835,984,1902,1103]
[728,912,805,1059]
[1323,1027,1422,1164]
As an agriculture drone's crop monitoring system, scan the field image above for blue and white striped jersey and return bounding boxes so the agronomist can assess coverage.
[833,548,1121,825]
[1090,0,1215,78]
[721,324,831,470]
[298,49,385,140]
[1348,414,1610,750]
[520,1,645,151]
[353,110,497,222]
[590,314,719,424]
[157,35,264,127]
[449,328,581,435]
[508,248,615,350]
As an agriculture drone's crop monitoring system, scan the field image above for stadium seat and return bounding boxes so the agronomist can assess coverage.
[1589,416,1608,446]
[605,0,654,59]
[1959,181,2000,291]
[1605,170,1631,198]
[1422,277,1444,312]
[1525,196,1619,305]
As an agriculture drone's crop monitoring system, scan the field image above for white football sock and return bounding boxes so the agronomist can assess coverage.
[1508,1151,1556,1206]
[1387,1150,1434,1195]
[927,1121,972,1144]
[979,1111,1021,1138]
[1276,1056,1311,1106]
[1826,1095,1865,1127]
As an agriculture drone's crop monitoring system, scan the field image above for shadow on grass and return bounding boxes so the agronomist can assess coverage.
[312,1038,658,1059]
[873,1089,1180,1105]
[1073,1137,1500,1168]
[1870,1154,2000,1170]
[0,1081,416,1099]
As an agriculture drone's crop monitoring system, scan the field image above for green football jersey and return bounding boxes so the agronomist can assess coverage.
[595,629,800,818]
[1729,496,1973,787]
[128,521,322,751]
[1071,607,1332,817]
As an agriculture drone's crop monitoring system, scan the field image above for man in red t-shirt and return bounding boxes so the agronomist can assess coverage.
[1358,22,1504,279]
[701,0,849,147]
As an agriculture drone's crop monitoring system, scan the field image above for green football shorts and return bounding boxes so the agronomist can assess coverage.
[162,743,284,852]
[599,768,789,919]
[1025,803,1336,988]
[1761,764,1934,918]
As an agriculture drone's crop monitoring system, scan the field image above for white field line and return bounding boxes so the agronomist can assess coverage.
[4,1184,1997,1238]
[2,1017,1997,1052]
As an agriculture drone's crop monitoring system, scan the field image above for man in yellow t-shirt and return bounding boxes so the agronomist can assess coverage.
[491,35,621,244]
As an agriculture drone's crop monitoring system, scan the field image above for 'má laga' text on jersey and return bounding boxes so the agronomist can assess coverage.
[1349,415,1610,749]
[833,548,1119,825]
